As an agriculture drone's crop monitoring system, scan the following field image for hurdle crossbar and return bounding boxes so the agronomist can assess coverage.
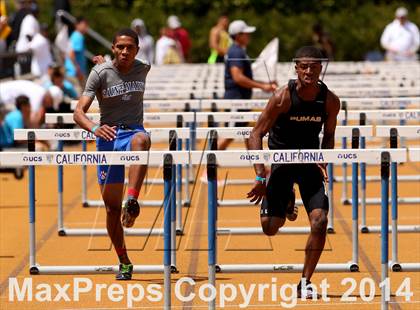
[0,149,409,166]
[45,109,420,125]
[14,128,191,141]
[17,126,374,141]
[71,96,420,111]
[78,86,420,100]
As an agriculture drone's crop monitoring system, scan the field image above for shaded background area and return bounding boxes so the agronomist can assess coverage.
[21,0,420,62]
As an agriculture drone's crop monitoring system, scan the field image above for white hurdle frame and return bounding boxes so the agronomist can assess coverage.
[70,96,420,110]
[46,109,420,127]
[45,114,196,233]
[1,149,178,309]
[12,124,358,237]
[0,149,413,278]
[31,123,420,237]
[46,109,420,205]
[359,126,420,236]
[105,85,420,100]
[339,108,420,205]
[197,126,373,235]
[14,128,188,242]
[199,148,409,310]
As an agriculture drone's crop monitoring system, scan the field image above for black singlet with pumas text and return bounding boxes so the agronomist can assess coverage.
[268,79,328,150]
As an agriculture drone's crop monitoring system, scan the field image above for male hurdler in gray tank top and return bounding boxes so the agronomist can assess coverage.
[83,59,151,126]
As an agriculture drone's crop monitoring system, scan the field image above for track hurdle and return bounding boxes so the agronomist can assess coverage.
[45,113,195,211]
[0,148,412,265]
[79,128,190,209]
[45,110,420,162]
[118,79,418,93]
[360,125,420,234]
[14,128,187,241]
[381,152,390,310]
[0,147,25,179]
[36,123,371,235]
[332,86,419,98]
[70,84,420,101]
[45,109,420,126]
[339,108,420,204]
[377,148,420,310]
[45,109,420,192]
[360,127,420,273]
[197,126,372,235]
[204,149,408,310]
[71,96,420,112]
[0,149,178,308]
[204,149,407,274]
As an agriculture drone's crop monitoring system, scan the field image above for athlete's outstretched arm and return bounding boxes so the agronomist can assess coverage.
[321,91,340,149]
[248,86,290,177]
[247,87,290,204]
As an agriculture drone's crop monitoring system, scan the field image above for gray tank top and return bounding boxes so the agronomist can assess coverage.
[83,59,150,126]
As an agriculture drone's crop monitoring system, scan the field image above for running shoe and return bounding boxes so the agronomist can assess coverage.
[121,199,140,228]
[286,188,298,221]
[116,263,133,280]
[297,280,318,299]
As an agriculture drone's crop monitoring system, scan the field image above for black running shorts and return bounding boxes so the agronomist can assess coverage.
[260,164,329,218]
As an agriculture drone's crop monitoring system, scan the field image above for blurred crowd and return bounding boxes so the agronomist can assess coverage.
[0,0,419,150]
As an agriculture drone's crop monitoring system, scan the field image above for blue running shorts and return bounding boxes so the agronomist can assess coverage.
[96,125,148,185]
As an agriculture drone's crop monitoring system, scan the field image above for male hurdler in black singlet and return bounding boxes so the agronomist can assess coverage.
[247,46,340,299]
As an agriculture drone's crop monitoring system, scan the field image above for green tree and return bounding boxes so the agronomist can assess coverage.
[17,0,419,62]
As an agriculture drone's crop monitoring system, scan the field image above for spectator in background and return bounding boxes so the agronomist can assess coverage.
[131,18,154,64]
[53,0,72,64]
[0,105,6,147]
[155,27,183,65]
[312,23,335,60]
[53,0,72,33]
[43,65,78,101]
[64,16,88,86]
[381,7,419,61]
[208,15,230,64]
[6,0,31,49]
[167,15,191,61]
[0,0,12,52]
[25,23,53,77]
[0,80,63,127]
[0,15,8,52]
[0,95,31,148]
[218,20,276,151]
[15,1,39,53]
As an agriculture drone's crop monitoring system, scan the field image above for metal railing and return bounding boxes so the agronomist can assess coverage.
[56,9,112,60]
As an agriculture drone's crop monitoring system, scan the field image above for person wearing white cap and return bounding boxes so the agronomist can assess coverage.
[218,19,276,150]
[380,7,419,61]
[131,18,154,64]
[167,15,191,61]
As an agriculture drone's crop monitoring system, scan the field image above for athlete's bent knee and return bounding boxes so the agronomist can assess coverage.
[261,217,285,236]
[310,215,328,234]
[262,225,279,236]
[131,133,150,150]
